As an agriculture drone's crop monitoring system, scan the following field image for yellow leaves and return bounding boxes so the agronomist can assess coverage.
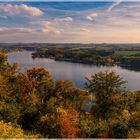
[0,75,6,86]
[128,129,140,138]
[131,111,140,124]
[24,133,41,138]
[0,101,6,110]
[0,120,24,138]
[121,109,130,120]
[0,120,40,138]
[56,107,67,115]
[0,75,3,81]
[0,52,7,64]
[40,115,48,122]
[55,80,73,96]
[11,63,18,73]
[87,93,94,100]
[26,67,52,84]
[0,75,11,99]
[17,73,40,105]
[28,67,45,74]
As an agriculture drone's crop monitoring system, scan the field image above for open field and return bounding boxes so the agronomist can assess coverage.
[114,51,140,57]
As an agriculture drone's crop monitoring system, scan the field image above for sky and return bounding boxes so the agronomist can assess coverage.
[0,1,140,43]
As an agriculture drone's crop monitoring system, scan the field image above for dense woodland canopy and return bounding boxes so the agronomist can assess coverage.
[0,51,139,138]
[32,46,140,68]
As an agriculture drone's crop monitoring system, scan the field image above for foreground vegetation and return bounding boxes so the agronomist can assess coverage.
[0,52,139,138]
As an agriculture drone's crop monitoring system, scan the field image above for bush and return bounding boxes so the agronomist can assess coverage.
[0,120,24,138]
[109,118,128,138]
[128,129,140,138]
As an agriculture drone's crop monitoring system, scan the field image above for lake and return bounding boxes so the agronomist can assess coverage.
[8,51,140,90]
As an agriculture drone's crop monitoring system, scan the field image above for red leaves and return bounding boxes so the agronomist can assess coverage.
[59,109,79,138]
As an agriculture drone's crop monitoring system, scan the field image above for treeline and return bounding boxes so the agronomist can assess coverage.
[32,47,140,67]
[32,47,115,66]
[0,52,139,138]
[0,43,140,67]
[0,48,24,53]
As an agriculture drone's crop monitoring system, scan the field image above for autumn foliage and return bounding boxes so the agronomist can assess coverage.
[0,52,139,138]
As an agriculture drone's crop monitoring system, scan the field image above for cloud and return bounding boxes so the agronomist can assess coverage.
[0,25,62,36]
[0,4,43,16]
[39,28,61,34]
[54,17,73,22]
[1,2,140,43]
[30,20,61,34]
[0,27,34,34]
[79,28,90,33]
[100,2,140,28]
[31,20,51,27]
[86,12,98,21]
[107,0,122,12]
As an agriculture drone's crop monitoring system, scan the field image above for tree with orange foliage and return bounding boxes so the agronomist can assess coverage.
[58,108,79,138]
[26,67,53,102]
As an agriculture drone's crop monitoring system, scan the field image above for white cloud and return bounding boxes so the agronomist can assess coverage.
[86,12,98,21]
[79,28,90,32]
[39,28,61,34]
[90,13,98,17]
[107,0,122,12]
[54,17,73,22]
[0,26,61,36]
[1,2,140,43]
[0,27,34,33]
[86,16,93,21]
[0,4,43,16]
[30,20,61,34]
[31,20,51,28]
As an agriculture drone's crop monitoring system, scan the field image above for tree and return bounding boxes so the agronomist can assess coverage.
[26,67,53,102]
[0,52,8,74]
[0,120,25,138]
[58,108,79,138]
[85,71,127,119]
[54,80,92,111]
[0,120,41,138]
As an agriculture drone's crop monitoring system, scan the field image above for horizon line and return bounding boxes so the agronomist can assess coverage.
[1,42,140,44]
[1,0,140,2]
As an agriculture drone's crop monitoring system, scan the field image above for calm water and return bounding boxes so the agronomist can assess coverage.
[8,51,140,90]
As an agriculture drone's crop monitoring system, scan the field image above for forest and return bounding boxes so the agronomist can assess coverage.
[0,43,140,68]
[32,46,140,67]
[0,51,139,138]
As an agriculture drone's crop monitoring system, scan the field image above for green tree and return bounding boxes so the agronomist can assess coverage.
[85,71,127,119]
[54,80,92,111]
